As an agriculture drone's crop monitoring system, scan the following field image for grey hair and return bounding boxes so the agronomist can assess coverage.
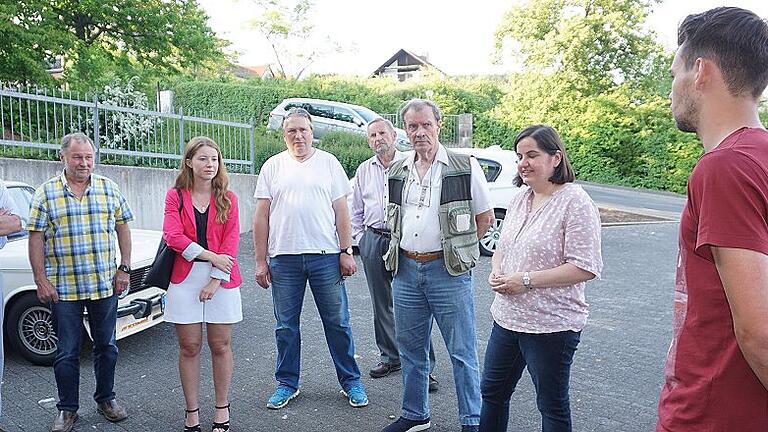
[60,132,96,153]
[282,107,314,131]
[367,117,396,133]
[399,98,442,124]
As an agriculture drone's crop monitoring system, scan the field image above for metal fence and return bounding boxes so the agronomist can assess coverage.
[0,86,256,174]
[383,113,461,146]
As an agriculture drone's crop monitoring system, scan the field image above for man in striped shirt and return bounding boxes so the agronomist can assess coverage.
[28,132,134,432]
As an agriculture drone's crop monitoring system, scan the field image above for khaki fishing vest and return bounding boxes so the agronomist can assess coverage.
[383,150,480,276]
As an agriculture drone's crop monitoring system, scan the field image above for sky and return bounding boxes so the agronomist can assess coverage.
[197,0,768,77]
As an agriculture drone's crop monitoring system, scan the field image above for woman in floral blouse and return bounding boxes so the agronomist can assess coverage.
[479,125,603,432]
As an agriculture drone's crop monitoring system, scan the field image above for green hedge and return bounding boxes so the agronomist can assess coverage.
[169,75,733,193]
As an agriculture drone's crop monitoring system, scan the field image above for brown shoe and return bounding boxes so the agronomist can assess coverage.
[369,361,402,378]
[51,410,78,432]
[96,399,128,422]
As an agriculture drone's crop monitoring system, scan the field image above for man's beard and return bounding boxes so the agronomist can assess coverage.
[674,98,699,134]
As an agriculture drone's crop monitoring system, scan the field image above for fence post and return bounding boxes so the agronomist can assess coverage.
[458,113,473,148]
[179,106,185,154]
[249,121,256,175]
[92,95,101,164]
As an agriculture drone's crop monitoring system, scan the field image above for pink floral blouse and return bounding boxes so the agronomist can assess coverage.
[490,183,603,333]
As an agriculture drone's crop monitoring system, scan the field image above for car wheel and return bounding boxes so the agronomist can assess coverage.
[6,293,57,366]
[480,209,506,256]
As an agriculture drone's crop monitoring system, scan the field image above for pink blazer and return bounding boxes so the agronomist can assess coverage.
[162,188,242,288]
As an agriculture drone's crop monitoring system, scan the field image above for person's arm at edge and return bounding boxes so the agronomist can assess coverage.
[333,196,356,276]
[469,156,494,239]
[114,221,131,295]
[712,246,768,390]
[350,166,365,240]
[253,198,271,288]
[0,182,23,235]
[475,209,494,240]
[0,212,21,236]
[208,193,240,282]
[29,230,58,302]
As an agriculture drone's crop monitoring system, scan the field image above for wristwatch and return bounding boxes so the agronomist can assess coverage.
[117,264,131,274]
[342,246,354,255]
[522,271,532,290]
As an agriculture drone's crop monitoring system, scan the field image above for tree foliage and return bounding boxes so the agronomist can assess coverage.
[248,0,342,79]
[494,0,667,95]
[2,0,228,91]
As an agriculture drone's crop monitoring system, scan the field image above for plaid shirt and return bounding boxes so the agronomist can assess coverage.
[27,171,134,301]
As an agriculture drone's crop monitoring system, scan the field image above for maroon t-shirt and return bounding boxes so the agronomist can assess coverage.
[657,128,768,431]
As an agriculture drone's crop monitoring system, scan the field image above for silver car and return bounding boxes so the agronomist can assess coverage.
[267,97,412,150]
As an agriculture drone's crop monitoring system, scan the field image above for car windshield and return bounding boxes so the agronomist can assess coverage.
[352,106,379,123]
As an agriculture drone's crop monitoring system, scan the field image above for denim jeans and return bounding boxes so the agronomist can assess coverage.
[392,254,481,426]
[269,253,362,391]
[51,294,119,412]
[480,322,581,432]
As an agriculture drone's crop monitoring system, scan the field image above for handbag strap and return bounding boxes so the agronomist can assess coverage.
[176,188,183,213]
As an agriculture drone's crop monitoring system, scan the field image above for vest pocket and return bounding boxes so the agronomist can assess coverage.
[384,204,401,272]
[447,205,474,234]
[386,203,400,234]
[449,237,480,274]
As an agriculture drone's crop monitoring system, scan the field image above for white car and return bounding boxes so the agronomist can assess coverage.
[267,97,412,150]
[1,181,166,365]
[350,145,520,256]
[450,146,520,255]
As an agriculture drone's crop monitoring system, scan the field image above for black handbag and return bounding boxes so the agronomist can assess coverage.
[143,188,183,290]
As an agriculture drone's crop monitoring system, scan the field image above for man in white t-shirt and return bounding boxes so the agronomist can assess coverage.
[253,107,368,411]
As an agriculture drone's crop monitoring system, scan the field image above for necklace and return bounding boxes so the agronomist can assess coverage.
[192,194,210,212]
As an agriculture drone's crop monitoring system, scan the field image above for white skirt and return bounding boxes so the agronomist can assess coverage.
[164,262,243,324]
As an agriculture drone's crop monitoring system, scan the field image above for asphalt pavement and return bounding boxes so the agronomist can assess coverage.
[579,181,686,221]
[0,221,679,432]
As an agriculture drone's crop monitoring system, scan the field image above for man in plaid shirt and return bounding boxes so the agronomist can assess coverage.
[28,132,134,432]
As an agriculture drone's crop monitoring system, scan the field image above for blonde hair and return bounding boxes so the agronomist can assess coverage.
[174,136,231,224]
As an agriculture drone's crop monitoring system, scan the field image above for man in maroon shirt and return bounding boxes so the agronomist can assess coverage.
[658,7,768,431]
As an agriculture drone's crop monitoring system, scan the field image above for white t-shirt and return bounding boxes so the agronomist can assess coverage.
[400,145,492,252]
[254,149,352,257]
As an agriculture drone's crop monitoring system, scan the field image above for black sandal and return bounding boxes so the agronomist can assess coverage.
[184,408,201,432]
[212,404,230,432]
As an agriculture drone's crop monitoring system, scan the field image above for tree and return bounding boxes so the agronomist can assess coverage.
[493,0,668,95]
[2,0,228,90]
[249,0,342,79]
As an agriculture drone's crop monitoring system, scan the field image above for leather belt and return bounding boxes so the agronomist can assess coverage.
[367,226,391,238]
[400,249,443,263]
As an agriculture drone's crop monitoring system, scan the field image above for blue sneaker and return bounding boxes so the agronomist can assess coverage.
[266,385,299,409]
[341,383,369,407]
[461,425,479,432]
[381,416,431,432]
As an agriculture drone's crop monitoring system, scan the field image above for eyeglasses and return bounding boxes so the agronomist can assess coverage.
[404,165,437,208]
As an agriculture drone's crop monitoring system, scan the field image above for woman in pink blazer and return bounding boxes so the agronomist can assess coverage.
[162,136,241,432]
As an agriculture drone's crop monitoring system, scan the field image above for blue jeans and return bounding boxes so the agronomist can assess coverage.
[51,294,119,412]
[393,254,481,426]
[269,253,362,391]
[480,322,581,432]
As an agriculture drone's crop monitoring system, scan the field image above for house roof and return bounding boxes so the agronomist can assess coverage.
[231,64,275,79]
[370,48,446,77]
